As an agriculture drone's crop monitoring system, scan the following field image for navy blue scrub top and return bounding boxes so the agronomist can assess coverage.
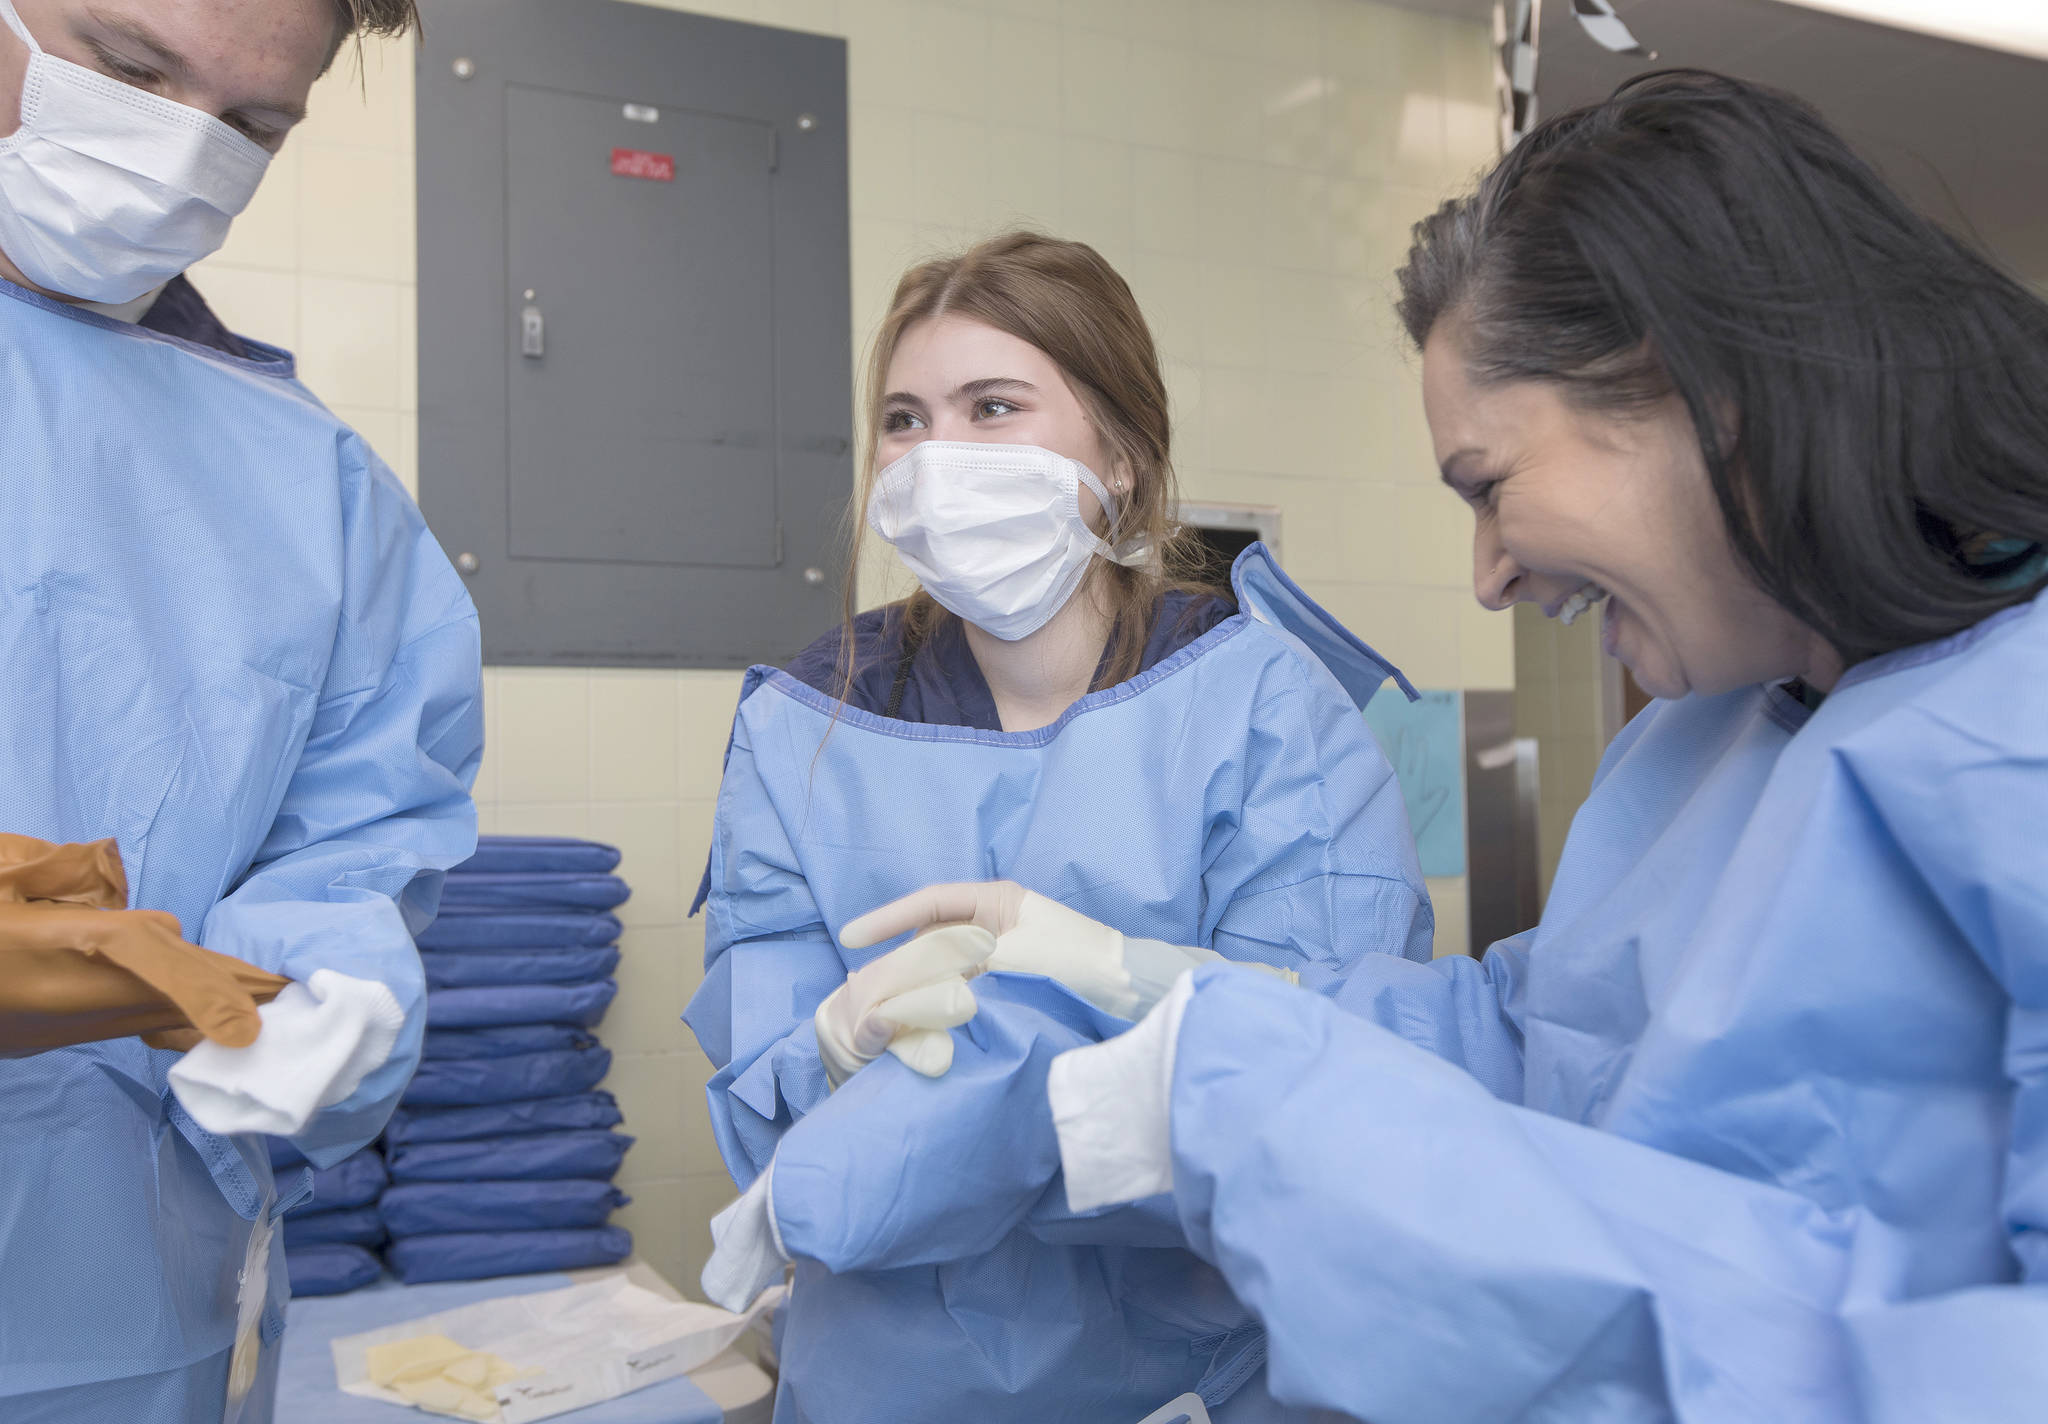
[140,274,250,358]
[784,591,1237,731]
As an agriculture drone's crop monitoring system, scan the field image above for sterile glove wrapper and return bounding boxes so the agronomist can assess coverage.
[0,832,286,1054]
[331,1272,784,1423]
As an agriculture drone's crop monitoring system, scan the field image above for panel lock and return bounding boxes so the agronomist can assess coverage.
[520,304,545,358]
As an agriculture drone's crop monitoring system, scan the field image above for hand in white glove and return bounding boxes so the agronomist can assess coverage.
[702,1164,788,1313]
[841,880,1034,946]
[844,881,1296,1022]
[167,968,404,1137]
[814,923,994,1088]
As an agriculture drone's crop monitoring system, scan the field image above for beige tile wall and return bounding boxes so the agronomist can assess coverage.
[192,0,1502,1296]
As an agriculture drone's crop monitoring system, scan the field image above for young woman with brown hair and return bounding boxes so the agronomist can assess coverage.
[828,229,1234,732]
[684,231,1432,1422]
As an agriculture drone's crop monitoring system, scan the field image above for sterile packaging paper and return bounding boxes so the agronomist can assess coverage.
[331,1275,784,1423]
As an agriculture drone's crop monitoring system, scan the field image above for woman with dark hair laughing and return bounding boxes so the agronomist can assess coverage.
[840,70,2048,1422]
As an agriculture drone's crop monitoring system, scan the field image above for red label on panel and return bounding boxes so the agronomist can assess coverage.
[610,147,675,182]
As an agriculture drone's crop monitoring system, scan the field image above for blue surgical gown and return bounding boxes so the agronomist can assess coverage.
[0,280,482,1419]
[684,547,1431,1423]
[1149,586,2048,1421]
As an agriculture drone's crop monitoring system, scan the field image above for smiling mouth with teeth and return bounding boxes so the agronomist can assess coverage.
[1557,584,1611,626]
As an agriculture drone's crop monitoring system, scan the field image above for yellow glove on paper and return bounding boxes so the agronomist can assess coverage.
[366,1333,529,1421]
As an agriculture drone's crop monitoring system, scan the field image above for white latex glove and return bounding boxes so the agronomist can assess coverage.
[168,967,404,1137]
[702,1164,788,1313]
[814,923,994,1088]
[841,879,1033,947]
[1047,971,1198,1213]
[844,881,1296,1022]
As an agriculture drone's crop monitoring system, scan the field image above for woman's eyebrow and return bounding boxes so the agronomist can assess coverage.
[952,377,1040,401]
[880,391,930,413]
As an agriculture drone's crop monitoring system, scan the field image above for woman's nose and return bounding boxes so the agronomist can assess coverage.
[1473,529,1522,611]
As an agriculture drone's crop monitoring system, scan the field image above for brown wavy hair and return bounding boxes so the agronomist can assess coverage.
[326,0,421,69]
[839,231,1220,704]
[332,0,418,35]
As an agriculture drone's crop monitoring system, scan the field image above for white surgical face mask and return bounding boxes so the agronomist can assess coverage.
[0,0,270,303]
[867,440,1149,642]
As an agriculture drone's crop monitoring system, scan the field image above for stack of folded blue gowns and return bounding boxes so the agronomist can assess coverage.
[276,1139,390,1297]
[378,836,637,1284]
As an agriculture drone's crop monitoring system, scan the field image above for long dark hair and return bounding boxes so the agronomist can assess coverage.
[1397,69,2048,665]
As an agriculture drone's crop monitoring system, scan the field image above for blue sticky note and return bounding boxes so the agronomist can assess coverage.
[1363,688,1465,878]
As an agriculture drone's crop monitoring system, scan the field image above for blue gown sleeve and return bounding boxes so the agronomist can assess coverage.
[1328,932,1532,1101]
[1021,667,1444,1245]
[770,664,1455,1267]
[1827,696,2048,1417]
[1167,951,2048,1423]
[684,718,843,1189]
[767,950,1536,1272]
[769,975,1147,1270]
[1207,675,1437,982]
[198,437,482,1169]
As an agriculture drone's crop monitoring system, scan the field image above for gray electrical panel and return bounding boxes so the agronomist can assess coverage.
[416,0,851,667]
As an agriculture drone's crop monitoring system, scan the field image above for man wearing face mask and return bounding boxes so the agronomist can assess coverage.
[0,3,483,1423]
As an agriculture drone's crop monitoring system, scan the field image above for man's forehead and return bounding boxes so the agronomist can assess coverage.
[79,0,336,93]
